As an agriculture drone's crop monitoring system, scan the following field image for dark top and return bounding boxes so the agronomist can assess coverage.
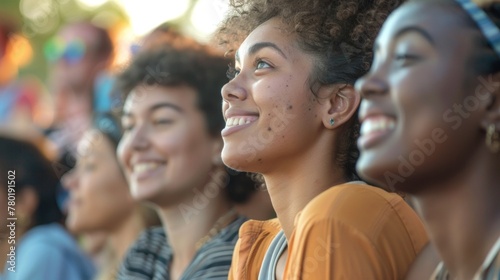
[117,216,246,280]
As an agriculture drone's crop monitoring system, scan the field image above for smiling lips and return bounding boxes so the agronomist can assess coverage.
[358,116,396,149]
[131,161,164,181]
[221,115,259,136]
[225,116,259,127]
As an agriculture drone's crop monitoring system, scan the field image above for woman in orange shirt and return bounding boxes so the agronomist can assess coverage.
[355,0,500,279]
[216,0,428,279]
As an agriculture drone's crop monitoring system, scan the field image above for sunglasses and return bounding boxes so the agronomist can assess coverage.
[44,36,87,64]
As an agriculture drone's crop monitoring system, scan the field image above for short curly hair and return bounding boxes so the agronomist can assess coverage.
[216,0,403,181]
[115,46,230,137]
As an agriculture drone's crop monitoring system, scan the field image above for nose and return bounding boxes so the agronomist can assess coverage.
[355,70,389,99]
[62,168,78,191]
[221,76,248,102]
[120,122,150,157]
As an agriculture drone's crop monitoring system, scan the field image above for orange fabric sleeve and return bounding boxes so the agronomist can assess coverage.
[284,185,428,280]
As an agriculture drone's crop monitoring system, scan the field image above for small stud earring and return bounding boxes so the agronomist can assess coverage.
[486,123,500,153]
[329,118,335,126]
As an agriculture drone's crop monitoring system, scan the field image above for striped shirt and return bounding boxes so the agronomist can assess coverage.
[117,216,246,280]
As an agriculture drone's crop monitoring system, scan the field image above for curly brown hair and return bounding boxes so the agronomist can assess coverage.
[115,46,230,137]
[215,0,403,181]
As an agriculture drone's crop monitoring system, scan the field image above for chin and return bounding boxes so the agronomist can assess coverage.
[221,147,249,172]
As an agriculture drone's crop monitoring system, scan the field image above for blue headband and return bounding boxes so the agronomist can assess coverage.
[455,0,500,57]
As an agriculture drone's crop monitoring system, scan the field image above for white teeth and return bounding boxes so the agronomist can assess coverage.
[361,118,396,135]
[134,162,160,173]
[225,116,257,127]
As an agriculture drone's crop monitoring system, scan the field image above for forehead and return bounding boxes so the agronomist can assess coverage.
[377,1,477,50]
[77,129,111,157]
[237,17,297,59]
[59,25,99,47]
[123,85,198,114]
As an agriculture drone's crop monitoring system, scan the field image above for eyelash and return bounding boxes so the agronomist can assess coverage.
[153,119,173,126]
[226,64,239,80]
[395,53,420,66]
[226,58,272,80]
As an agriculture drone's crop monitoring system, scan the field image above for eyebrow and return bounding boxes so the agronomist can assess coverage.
[122,102,183,117]
[393,26,435,46]
[236,42,288,62]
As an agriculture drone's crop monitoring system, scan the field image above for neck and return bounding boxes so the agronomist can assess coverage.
[263,136,348,240]
[412,154,500,280]
[108,209,146,262]
[157,191,233,272]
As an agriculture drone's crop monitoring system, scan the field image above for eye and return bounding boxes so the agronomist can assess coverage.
[394,53,420,66]
[226,65,240,80]
[153,119,173,126]
[122,123,134,133]
[256,60,271,70]
[121,117,134,132]
[80,161,96,172]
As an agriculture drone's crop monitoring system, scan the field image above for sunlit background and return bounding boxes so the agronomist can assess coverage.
[0,0,229,80]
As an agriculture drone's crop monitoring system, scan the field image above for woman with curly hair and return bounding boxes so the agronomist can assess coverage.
[356,0,500,279]
[216,0,429,279]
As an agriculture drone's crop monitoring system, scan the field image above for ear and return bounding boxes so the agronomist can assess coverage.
[318,84,361,129]
[480,73,500,131]
[211,138,224,166]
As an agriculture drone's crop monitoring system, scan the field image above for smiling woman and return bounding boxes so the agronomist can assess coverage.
[215,0,429,279]
[114,46,251,280]
[62,112,159,280]
[355,0,500,279]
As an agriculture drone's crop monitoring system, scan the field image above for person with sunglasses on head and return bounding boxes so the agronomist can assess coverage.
[45,21,114,177]
[355,0,500,279]
[215,0,429,279]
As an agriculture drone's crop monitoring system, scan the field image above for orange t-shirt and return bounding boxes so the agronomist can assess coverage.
[229,183,429,280]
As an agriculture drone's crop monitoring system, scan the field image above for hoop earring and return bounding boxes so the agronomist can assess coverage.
[486,124,500,153]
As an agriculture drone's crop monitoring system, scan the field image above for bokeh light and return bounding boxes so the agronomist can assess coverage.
[190,0,228,38]
[117,0,190,36]
[75,0,109,9]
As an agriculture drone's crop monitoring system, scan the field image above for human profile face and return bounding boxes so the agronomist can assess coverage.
[355,1,493,192]
[63,129,135,233]
[221,17,325,173]
[117,85,220,206]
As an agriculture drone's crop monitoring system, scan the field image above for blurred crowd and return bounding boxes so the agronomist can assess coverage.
[0,0,499,279]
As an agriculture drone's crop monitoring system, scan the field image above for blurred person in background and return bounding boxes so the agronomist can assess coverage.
[62,112,160,280]
[45,21,114,172]
[115,46,250,279]
[0,135,95,280]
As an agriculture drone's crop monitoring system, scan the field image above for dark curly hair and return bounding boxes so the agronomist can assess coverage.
[0,136,63,228]
[115,46,230,137]
[216,0,403,181]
